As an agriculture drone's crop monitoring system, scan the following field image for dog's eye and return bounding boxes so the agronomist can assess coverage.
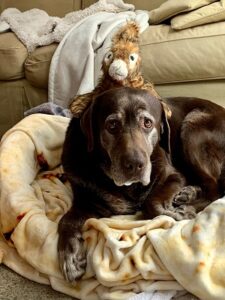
[106,119,120,134]
[143,117,153,129]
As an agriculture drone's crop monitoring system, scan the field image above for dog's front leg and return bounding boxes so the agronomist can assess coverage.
[144,167,196,221]
[58,206,98,282]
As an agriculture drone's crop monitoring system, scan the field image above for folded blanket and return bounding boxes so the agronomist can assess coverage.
[0,0,134,52]
[1,114,225,300]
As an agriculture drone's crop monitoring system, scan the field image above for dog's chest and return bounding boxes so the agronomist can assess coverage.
[122,183,151,209]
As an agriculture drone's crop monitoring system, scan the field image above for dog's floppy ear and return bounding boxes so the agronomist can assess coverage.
[80,103,94,152]
[160,102,171,154]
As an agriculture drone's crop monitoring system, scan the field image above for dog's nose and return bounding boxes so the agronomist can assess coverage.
[122,153,145,174]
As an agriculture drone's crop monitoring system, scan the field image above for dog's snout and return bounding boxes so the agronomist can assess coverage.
[122,152,145,174]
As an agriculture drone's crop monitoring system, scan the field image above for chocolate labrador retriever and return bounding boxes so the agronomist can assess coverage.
[58,87,225,282]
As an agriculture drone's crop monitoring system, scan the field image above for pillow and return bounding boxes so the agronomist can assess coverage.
[171,1,225,30]
[149,0,217,24]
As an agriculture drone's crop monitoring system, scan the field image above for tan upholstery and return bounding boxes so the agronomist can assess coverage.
[0,0,81,17]
[82,0,167,10]
[140,22,225,84]
[0,32,27,80]
[156,80,225,107]
[25,44,58,89]
[0,79,47,137]
[171,1,225,30]
[149,0,217,24]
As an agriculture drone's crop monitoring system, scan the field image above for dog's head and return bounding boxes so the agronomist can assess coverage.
[80,87,170,187]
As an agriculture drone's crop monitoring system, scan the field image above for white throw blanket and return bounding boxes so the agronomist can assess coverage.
[1,113,225,300]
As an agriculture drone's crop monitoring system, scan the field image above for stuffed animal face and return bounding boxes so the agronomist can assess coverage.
[103,44,140,81]
[102,22,141,82]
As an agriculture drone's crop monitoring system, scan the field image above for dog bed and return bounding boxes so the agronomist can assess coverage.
[0,114,225,300]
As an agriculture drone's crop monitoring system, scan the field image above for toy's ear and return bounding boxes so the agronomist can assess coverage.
[113,21,140,44]
[160,102,172,155]
[80,104,94,152]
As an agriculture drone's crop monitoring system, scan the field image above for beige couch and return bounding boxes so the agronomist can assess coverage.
[0,0,225,138]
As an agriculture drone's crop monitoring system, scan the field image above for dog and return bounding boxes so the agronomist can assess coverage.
[164,96,225,209]
[58,87,200,282]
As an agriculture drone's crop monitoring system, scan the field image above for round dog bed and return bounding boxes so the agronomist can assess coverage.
[0,114,225,300]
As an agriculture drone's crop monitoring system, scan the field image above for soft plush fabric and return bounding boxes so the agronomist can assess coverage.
[24,102,72,118]
[149,0,217,24]
[171,0,225,30]
[140,21,225,84]
[1,114,225,300]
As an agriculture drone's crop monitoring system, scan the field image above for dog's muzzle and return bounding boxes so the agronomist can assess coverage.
[111,150,151,187]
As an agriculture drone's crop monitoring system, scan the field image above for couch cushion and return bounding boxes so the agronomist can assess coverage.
[149,0,217,25]
[140,21,225,84]
[25,44,58,89]
[0,32,27,80]
[171,1,225,30]
[0,79,47,138]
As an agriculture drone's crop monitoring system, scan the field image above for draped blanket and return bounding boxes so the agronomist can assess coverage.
[1,114,225,300]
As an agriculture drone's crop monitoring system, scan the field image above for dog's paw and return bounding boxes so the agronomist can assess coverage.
[58,231,86,282]
[173,185,201,206]
[163,204,196,221]
[173,205,197,220]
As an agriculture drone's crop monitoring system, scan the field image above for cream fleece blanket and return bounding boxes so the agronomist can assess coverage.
[1,114,225,300]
